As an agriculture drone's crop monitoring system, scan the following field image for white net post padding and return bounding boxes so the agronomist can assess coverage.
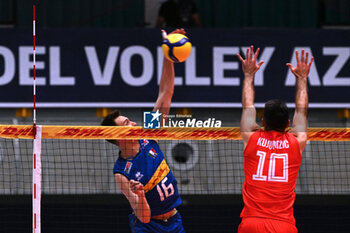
[33,126,42,233]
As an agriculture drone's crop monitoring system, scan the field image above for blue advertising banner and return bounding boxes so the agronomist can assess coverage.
[0,28,349,108]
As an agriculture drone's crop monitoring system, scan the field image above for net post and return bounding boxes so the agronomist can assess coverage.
[32,125,42,233]
[32,5,41,233]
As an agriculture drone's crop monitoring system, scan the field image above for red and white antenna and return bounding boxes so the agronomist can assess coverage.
[33,5,37,129]
[32,5,42,233]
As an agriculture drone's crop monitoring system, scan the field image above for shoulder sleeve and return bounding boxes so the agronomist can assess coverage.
[287,132,298,144]
[149,139,158,145]
[287,133,301,156]
[248,130,261,143]
[146,139,157,147]
[243,130,260,155]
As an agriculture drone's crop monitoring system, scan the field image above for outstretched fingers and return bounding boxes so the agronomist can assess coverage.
[238,45,265,75]
[301,49,305,63]
[237,53,244,62]
[161,29,167,40]
[257,61,264,69]
[177,28,186,35]
[254,47,260,60]
[241,46,259,62]
[249,45,254,60]
[308,57,314,69]
[167,28,186,36]
[286,63,295,73]
[288,50,314,78]
[296,50,300,64]
[295,50,314,65]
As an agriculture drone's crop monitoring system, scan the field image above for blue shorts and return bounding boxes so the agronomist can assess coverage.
[129,212,185,233]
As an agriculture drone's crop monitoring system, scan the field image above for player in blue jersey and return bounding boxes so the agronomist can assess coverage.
[101,29,186,233]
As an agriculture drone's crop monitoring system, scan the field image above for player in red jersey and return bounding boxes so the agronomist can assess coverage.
[237,46,314,233]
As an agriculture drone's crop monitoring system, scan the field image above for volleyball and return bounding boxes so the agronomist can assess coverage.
[162,33,192,63]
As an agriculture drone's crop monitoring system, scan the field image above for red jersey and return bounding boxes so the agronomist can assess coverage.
[240,130,302,225]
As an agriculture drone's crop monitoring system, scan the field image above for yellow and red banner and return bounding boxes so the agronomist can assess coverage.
[307,128,350,141]
[0,125,349,141]
[144,159,170,193]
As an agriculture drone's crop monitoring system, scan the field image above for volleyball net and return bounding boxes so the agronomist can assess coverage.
[0,125,349,233]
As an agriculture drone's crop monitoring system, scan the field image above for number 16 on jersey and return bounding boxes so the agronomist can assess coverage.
[156,177,175,201]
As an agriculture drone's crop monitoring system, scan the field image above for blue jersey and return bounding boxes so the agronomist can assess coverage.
[113,139,182,216]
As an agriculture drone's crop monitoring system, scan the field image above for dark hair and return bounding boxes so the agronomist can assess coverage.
[101,110,120,145]
[101,110,120,126]
[263,99,289,132]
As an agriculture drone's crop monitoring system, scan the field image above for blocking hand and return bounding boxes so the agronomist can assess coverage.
[237,45,264,77]
[286,49,314,80]
[161,28,186,40]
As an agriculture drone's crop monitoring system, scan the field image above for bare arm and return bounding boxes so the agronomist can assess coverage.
[153,29,186,122]
[153,57,174,118]
[287,50,314,153]
[237,46,264,148]
[114,174,151,223]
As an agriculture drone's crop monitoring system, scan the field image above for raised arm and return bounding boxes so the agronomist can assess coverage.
[114,174,151,223]
[237,46,264,148]
[287,50,314,153]
[153,29,186,121]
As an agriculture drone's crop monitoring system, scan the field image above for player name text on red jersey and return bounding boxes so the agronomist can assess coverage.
[256,137,290,150]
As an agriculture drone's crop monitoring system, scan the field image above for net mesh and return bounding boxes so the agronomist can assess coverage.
[0,127,350,232]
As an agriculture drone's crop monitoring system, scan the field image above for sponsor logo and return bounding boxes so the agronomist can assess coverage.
[135,172,144,181]
[143,111,222,129]
[162,117,222,128]
[143,110,161,129]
